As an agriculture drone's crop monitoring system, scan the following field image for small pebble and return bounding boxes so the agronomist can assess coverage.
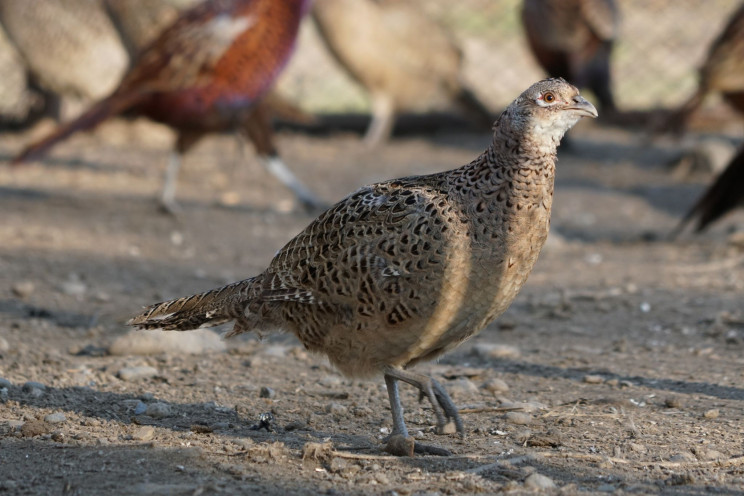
[664,397,682,409]
[145,402,172,419]
[0,337,9,353]
[117,366,158,382]
[44,413,66,424]
[703,409,719,419]
[133,401,147,415]
[0,377,12,388]
[482,378,509,394]
[448,378,478,397]
[669,452,696,462]
[21,420,49,438]
[319,375,342,387]
[261,345,290,357]
[22,381,46,392]
[132,426,155,441]
[109,329,225,356]
[472,343,520,360]
[11,281,35,299]
[524,473,556,490]
[505,412,532,425]
[259,386,275,399]
[325,402,348,416]
[60,278,87,297]
[583,374,604,384]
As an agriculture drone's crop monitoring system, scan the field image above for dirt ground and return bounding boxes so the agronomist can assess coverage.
[1,117,743,495]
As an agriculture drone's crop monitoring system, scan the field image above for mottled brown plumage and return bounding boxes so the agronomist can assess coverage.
[11,0,322,212]
[664,3,744,134]
[129,79,597,455]
[522,0,618,112]
[311,0,493,147]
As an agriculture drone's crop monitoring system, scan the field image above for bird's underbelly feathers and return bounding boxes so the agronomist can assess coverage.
[323,203,552,377]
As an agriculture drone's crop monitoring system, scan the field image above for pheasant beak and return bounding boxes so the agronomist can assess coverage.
[569,95,598,118]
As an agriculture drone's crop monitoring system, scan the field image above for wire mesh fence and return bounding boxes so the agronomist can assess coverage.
[0,0,741,123]
[280,0,743,114]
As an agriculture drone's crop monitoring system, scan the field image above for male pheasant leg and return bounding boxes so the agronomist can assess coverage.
[261,155,327,212]
[160,151,182,214]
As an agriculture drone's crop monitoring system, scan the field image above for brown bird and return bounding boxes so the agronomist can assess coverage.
[129,79,597,455]
[0,0,129,119]
[311,0,493,147]
[672,144,744,236]
[663,3,744,134]
[11,0,323,213]
[522,0,618,113]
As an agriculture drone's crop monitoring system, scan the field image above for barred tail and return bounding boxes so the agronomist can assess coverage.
[127,278,258,332]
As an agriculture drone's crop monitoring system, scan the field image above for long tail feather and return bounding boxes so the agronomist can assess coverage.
[455,87,494,129]
[12,91,144,165]
[127,278,258,331]
[671,145,744,237]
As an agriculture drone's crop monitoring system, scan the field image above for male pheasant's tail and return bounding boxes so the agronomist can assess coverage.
[671,145,744,238]
[127,278,258,332]
[12,91,145,165]
[455,86,494,129]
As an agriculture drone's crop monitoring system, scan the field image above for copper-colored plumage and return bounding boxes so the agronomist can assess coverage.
[129,79,597,455]
[522,0,618,112]
[11,0,322,212]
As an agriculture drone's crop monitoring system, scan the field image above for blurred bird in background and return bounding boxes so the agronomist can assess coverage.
[522,0,618,114]
[9,0,323,213]
[0,0,129,121]
[663,3,744,135]
[311,0,493,147]
[669,3,744,236]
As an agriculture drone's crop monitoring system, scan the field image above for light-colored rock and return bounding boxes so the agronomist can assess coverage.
[0,337,8,353]
[448,378,479,397]
[482,378,509,394]
[524,473,556,490]
[132,426,155,441]
[117,366,158,381]
[472,343,520,360]
[22,381,46,396]
[145,402,172,419]
[109,329,226,356]
[583,374,604,384]
[325,402,348,416]
[505,412,533,425]
[44,413,66,424]
[703,409,719,419]
[11,281,35,299]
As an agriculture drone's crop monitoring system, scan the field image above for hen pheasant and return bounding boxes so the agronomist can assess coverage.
[522,0,618,113]
[311,0,493,147]
[129,78,597,455]
[663,3,744,134]
[0,0,129,119]
[11,0,322,213]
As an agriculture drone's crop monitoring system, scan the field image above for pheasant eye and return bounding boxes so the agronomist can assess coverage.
[543,92,555,103]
